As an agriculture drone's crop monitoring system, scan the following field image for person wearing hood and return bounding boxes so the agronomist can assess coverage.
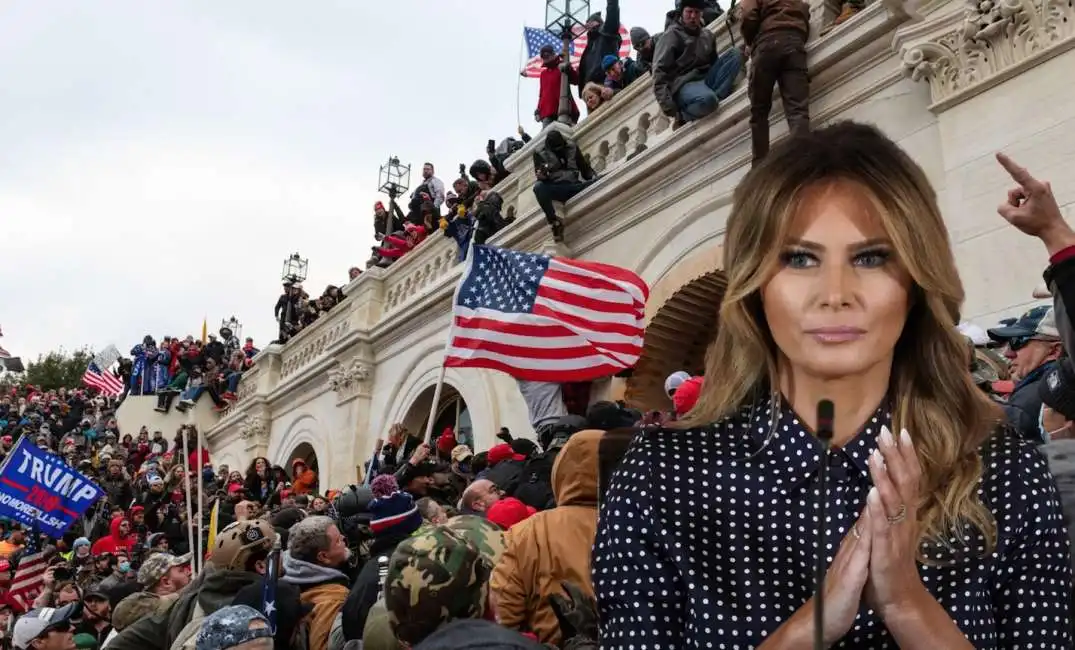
[574,1,622,99]
[279,516,351,650]
[106,519,275,650]
[290,458,317,496]
[90,516,137,558]
[531,129,596,243]
[489,430,603,645]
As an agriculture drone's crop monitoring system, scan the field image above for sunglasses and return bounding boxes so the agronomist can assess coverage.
[1007,336,1058,351]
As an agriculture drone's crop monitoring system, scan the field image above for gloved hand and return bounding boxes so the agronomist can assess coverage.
[548,581,599,649]
[439,217,448,231]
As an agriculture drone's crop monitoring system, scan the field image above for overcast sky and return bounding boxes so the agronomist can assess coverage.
[1,0,678,362]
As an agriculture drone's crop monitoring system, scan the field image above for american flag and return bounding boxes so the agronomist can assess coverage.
[261,545,280,634]
[8,529,46,613]
[444,245,648,382]
[521,25,632,78]
[81,361,123,396]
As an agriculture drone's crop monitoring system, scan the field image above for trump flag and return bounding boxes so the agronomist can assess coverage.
[0,438,104,537]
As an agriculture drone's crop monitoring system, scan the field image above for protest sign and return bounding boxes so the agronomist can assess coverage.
[0,437,104,537]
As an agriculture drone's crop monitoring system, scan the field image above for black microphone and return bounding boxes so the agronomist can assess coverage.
[814,399,835,650]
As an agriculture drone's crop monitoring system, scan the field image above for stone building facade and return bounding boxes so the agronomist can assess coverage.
[201,0,1075,486]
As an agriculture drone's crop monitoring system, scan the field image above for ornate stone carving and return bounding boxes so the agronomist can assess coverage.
[239,415,268,440]
[328,358,372,393]
[900,0,1075,107]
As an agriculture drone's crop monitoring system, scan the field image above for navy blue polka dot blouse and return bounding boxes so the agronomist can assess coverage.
[592,399,1073,648]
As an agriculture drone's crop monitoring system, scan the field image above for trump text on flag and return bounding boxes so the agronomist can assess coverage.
[0,437,104,537]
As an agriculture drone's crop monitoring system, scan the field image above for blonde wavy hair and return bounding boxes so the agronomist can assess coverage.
[685,122,1002,555]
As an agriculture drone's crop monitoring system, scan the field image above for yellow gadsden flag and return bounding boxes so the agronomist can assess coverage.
[206,499,220,553]
[201,317,208,344]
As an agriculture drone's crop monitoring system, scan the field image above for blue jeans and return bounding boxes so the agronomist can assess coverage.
[674,49,743,122]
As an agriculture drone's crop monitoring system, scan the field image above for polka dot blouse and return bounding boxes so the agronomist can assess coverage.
[592,399,1074,648]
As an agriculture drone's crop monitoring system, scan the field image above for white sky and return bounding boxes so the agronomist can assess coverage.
[1,0,683,361]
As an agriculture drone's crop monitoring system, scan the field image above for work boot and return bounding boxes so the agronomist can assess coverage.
[550,218,565,243]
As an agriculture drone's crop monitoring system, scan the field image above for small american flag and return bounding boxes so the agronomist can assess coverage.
[82,361,124,396]
[261,545,280,633]
[444,245,648,382]
[8,529,46,613]
[521,25,632,78]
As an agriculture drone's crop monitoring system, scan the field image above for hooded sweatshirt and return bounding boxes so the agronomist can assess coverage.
[281,551,350,650]
[489,430,602,645]
[91,517,137,557]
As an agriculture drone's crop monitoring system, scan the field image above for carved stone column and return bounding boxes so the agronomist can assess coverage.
[894,0,1075,111]
[239,414,271,458]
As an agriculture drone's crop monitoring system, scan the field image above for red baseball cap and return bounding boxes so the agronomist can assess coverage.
[487,497,537,530]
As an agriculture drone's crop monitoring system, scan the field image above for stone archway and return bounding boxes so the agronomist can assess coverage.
[399,383,473,450]
[625,244,726,411]
[287,442,319,476]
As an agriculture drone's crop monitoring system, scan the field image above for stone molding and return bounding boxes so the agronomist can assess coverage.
[897,0,1075,110]
[328,358,372,396]
[239,414,269,441]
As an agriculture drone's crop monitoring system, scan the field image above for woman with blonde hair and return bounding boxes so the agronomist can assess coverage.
[592,122,1072,647]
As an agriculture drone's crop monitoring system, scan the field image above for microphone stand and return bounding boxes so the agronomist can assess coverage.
[814,399,835,650]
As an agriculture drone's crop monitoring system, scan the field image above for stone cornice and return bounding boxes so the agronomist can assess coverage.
[894,0,1075,111]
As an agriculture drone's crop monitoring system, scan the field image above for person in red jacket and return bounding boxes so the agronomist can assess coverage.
[535,44,579,128]
[90,516,137,557]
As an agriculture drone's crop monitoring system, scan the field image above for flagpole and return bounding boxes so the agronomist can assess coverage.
[424,237,479,445]
[515,24,525,129]
[181,426,196,572]
[196,425,205,571]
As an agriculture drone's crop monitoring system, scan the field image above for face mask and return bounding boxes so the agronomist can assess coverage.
[118,561,130,573]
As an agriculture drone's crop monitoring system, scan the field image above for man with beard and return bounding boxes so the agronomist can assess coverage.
[280,516,352,650]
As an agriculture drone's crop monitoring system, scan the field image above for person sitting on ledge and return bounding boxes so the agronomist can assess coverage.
[532,130,597,243]
[653,0,743,127]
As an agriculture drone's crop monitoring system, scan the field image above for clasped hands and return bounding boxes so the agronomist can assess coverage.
[820,425,928,645]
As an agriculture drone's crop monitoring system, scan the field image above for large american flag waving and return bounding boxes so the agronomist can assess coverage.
[445,245,648,382]
[521,25,633,78]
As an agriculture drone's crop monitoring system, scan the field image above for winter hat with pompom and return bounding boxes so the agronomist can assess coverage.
[369,475,423,539]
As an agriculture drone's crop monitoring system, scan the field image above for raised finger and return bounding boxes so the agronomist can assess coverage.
[868,448,904,520]
[897,428,922,490]
[996,152,1037,187]
[877,425,916,503]
[866,485,889,540]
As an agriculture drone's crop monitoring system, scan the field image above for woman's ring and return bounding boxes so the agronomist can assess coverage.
[851,523,861,539]
[886,504,907,525]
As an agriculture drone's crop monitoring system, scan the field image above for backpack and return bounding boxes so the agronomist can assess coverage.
[512,449,560,511]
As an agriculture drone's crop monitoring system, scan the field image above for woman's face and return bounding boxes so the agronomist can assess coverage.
[255,458,266,473]
[762,180,910,382]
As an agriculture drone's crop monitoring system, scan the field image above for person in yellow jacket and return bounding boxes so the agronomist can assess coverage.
[280,515,352,650]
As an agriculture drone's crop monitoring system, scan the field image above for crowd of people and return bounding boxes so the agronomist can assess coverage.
[121,329,260,413]
[273,282,348,345]
[355,0,835,278]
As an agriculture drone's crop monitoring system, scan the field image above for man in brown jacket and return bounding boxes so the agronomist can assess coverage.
[489,429,602,646]
[739,0,812,164]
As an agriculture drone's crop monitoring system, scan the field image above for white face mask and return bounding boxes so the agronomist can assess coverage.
[1039,405,1070,441]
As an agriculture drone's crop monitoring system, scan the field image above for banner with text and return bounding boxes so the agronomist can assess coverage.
[0,438,104,537]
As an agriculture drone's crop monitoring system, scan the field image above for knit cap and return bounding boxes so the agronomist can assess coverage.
[601,54,619,71]
[369,478,423,539]
[629,26,651,50]
[673,376,704,415]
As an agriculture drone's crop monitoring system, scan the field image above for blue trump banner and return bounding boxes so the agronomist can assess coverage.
[0,437,104,537]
